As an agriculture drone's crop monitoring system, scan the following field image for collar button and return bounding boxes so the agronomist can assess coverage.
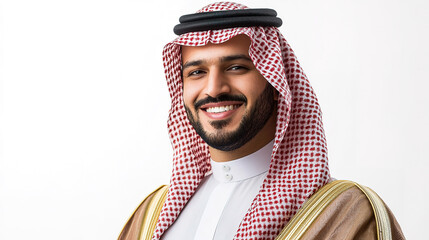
[224,173,233,181]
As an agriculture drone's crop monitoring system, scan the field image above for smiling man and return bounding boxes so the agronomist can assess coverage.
[119,2,404,240]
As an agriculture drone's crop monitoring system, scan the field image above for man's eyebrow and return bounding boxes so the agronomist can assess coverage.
[220,54,252,63]
[181,54,253,71]
[182,60,203,71]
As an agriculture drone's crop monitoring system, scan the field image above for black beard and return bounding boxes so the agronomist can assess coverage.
[185,83,276,151]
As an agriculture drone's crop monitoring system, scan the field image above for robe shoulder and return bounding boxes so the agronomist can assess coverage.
[118,185,168,240]
[295,185,405,240]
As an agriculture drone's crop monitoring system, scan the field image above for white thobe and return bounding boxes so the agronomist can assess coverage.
[161,140,273,240]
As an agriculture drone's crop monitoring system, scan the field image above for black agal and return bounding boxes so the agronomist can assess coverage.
[173,9,282,35]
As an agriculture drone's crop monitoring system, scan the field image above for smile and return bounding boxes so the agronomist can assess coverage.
[205,105,240,113]
[199,101,244,120]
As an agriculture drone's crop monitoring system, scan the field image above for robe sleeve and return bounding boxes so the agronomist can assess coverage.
[298,186,405,240]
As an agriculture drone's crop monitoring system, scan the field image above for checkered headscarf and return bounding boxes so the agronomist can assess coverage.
[153,2,330,239]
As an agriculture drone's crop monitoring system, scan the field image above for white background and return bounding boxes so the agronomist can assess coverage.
[1,0,428,239]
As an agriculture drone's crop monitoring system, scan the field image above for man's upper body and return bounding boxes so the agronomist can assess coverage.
[119,2,405,239]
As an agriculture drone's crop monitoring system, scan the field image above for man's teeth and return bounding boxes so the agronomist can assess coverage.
[206,105,237,113]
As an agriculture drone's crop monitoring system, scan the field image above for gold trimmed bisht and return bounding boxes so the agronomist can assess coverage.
[119,180,395,240]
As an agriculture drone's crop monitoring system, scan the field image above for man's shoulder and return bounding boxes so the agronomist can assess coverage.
[118,185,168,240]
[278,180,405,240]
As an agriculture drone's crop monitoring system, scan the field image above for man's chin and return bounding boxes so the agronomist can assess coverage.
[207,119,233,130]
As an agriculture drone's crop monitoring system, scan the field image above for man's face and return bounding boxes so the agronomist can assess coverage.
[181,35,277,151]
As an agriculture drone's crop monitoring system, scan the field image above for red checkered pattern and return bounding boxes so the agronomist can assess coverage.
[153,2,330,239]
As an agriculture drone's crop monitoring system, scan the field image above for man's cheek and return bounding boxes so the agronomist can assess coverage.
[183,90,193,107]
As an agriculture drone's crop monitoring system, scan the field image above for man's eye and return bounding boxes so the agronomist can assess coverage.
[228,65,248,71]
[188,70,205,76]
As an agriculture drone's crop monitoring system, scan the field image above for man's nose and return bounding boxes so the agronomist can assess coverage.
[204,70,231,97]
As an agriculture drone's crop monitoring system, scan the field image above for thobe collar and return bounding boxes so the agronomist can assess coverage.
[210,140,274,183]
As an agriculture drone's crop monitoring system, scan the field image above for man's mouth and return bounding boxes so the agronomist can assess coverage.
[204,104,241,113]
[199,101,244,120]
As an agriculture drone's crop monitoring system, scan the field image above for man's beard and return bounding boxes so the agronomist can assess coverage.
[185,83,276,151]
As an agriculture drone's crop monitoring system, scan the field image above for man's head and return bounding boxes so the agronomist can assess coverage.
[181,35,278,152]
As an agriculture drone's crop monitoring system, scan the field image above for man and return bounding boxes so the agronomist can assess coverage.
[119,2,405,239]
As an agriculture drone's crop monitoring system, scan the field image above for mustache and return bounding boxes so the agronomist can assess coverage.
[194,94,247,109]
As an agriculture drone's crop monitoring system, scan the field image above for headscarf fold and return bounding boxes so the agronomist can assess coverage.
[153,2,330,239]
